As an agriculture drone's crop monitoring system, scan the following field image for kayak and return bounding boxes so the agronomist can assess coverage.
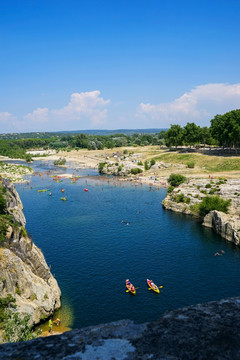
[61,197,66,201]
[84,188,88,192]
[125,279,136,295]
[147,279,160,293]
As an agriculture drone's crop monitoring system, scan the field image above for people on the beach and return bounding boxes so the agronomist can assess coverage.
[54,318,61,326]
[48,318,53,334]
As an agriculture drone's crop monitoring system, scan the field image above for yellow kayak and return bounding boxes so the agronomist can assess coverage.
[147,279,160,293]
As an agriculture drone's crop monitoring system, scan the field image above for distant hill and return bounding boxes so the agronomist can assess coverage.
[0,129,167,140]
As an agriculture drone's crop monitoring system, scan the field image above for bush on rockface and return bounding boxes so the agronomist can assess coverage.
[198,196,231,217]
[130,168,143,175]
[168,174,187,187]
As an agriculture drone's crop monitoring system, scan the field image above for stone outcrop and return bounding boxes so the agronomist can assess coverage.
[1,296,240,359]
[162,178,240,246]
[100,159,185,177]
[0,179,61,324]
[203,210,240,245]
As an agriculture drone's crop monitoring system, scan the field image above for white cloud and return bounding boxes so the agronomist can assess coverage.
[0,112,14,123]
[137,83,240,126]
[51,90,110,126]
[24,107,49,123]
[10,90,111,131]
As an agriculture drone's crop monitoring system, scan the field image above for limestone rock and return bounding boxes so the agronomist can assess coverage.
[162,178,240,246]
[0,179,61,324]
[1,296,240,359]
[203,210,240,245]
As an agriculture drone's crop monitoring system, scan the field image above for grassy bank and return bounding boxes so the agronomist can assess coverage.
[152,152,240,172]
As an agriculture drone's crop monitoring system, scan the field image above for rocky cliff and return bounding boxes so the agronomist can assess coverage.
[0,178,61,324]
[1,295,240,359]
[162,178,240,246]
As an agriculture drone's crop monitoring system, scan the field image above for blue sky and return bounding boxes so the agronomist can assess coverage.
[0,0,240,132]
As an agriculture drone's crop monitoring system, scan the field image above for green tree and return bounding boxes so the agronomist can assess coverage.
[183,122,200,146]
[165,125,184,148]
[199,127,213,146]
[3,312,41,343]
[210,110,240,148]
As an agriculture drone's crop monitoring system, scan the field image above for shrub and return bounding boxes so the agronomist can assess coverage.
[187,162,195,168]
[0,294,16,326]
[198,196,231,217]
[150,159,156,166]
[173,193,191,204]
[98,162,106,174]
[30,293,37,301]
[205,184,212,188]
[21,227,28,238]
[3,312,41,342]
[168,174,187,187]
[0,187,7,214]
[123,150,128,154]
[167,186,174,194]
[130,168,143,175]
[137,161,143,166]
[197,185,201,189]
[144,161,150,170]
[0,214,13,243]
[190,203,200,215]
[118,166,122,172]
[25,154,32,163]
[54,157,66,166]
[15,284,21,295]
[209,188,218,195]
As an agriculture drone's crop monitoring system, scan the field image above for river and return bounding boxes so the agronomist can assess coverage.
[15,160,240,330]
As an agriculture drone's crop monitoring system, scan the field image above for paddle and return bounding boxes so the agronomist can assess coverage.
[126,287,139,292]
[148,286,163,290]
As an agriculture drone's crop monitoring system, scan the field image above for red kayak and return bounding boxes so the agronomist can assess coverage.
[125,279,136,295]
[84,188,88,192]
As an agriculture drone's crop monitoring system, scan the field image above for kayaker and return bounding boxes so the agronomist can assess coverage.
[48,318,53,334]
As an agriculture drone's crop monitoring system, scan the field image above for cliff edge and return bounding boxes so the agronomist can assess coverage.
[0,178,61,324]
[162,178,240,246]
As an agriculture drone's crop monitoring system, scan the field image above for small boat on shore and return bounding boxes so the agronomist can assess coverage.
[147,279,160,293]
[126,279,136,295]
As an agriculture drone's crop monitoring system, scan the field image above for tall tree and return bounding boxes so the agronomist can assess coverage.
[210,110,240,147]
[183,122,200,146]
[165,125,184,148]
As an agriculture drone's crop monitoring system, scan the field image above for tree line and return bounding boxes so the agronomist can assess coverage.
[0,109,239,159]
[165,109,240,148]
[0,132,166,159]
